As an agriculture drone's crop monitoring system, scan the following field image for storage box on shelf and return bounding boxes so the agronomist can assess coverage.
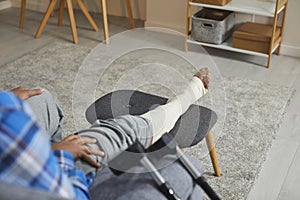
[233,22,281,54]
[192,0,231,6]
[185,0,289,68]
[191,8,235,44]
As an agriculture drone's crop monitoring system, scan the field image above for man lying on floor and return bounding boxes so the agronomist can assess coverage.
[0,68,210,200]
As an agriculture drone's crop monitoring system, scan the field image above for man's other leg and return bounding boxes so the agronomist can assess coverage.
[26,89,64,143]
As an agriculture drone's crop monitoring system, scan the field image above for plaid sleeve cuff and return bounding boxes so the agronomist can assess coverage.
[53,150,75,171]
[54,151,90,199]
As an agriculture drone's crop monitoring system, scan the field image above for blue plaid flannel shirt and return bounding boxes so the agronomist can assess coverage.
[0,91,90,199]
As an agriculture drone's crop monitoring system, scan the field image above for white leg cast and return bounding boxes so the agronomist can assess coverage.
[141,77,207,143]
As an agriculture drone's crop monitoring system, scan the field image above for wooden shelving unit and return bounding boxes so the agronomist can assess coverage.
[185,0,288,68]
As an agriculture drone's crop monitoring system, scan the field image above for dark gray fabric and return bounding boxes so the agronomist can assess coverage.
[86,90,218,148]
[0,182,69,200]
[89,154,203,200]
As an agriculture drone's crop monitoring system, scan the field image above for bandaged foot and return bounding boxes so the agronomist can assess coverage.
[141,67,210,144]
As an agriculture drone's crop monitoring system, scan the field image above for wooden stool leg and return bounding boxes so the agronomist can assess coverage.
[77,0,99,31]
[125,0,135,29]
[19,0,26,29]
[205,131,221,177]
[100,0,109,44]
[35,0,57,39]
[58,0,65,26]
[65,0,78,44]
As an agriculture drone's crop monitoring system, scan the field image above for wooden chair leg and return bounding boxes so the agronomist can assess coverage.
[35,0,57,39]
[65,0,78,44]
[58,0,65,26]
[125,0,135,29]
[19,0,26,29]
[77,0,98,31]
[49,0,55,16]
[205,131,221,177]
[100,0,109,44]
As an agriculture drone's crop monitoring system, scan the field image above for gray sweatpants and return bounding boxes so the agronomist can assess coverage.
[26,90,203,200]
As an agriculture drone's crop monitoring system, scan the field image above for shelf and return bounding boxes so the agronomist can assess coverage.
[187,0,288,68]
[187,36,280,58]
[190,0,285,17]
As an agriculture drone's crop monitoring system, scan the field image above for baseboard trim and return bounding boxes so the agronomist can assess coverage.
[145,20,185,34]
[0,0,11,10]
[280,44,300,58]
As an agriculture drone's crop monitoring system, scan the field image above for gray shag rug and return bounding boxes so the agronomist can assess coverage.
[0,42,294,199]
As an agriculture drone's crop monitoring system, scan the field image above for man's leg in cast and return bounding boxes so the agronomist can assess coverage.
[77,68,209,172]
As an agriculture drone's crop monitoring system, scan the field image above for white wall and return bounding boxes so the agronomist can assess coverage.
[11,0,146,20]
[280,0,300,57]
[11,0,300,57]
[145,0,187,32]
[145,0,300,58]
[0,0,11,10]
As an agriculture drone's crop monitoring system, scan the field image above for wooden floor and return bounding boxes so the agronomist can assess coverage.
[1,7,300,200]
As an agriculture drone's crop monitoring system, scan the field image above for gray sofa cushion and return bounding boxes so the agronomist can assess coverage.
[0,182,69,200]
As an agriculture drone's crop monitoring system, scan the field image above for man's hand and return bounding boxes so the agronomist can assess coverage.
[194,67,210,89]
[11,86,43,100]
[52,135,105,168]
